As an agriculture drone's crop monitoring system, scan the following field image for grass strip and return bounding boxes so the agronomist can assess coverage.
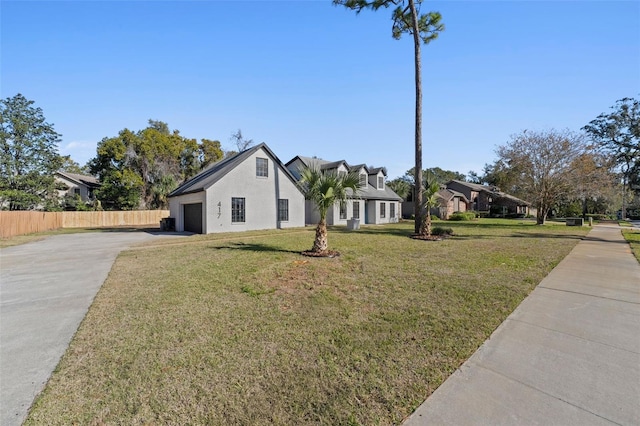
[622,228,640,263]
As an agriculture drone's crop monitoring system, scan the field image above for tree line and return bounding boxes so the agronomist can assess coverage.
[474,98,639,223]
[1,93,638,221]
[0,93,253,211]
[385,99,639,224]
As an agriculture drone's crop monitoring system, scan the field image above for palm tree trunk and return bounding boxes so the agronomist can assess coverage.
[312,218,328,252]
[419,210,432,237]
[409,0,423,235]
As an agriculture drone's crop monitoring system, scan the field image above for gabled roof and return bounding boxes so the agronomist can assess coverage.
[285,156,329,168]
[55,171,100,187]
[286,156,350,172]
[437,188,469,203]
[446,179,493,193]
[493,192,531,206]
[287,154,401,201]
[446,180,530,206]
[319,160,349,171]
[169,143,300,197]
[349,163,368,172]
[368,166,387,176]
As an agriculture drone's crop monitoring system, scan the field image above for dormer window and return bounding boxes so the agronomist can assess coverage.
[359,173,367,187]
[378,176,384,189]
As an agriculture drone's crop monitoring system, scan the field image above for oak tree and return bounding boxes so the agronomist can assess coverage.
[583,97,639,217]
[89,121,201,210]
[494,129,585,225]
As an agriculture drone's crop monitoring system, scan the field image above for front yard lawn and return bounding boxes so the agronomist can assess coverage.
[26,220,589,425]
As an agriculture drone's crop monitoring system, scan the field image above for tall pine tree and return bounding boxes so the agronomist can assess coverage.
[0,94,63,210]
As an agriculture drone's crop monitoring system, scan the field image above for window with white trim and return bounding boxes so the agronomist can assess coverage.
[359,173,367,187]
[378,176,384,189]
[390,202,395,218]
[380,202,386,218]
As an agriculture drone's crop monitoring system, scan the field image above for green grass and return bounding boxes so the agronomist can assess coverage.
[25,219,589,425]
[622,228,640,263]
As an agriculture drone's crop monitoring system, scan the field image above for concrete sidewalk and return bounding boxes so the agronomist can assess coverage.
[404,224,640,426]
[0,231,187,426]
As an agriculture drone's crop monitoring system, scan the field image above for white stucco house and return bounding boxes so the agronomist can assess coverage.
[285,156,402,226]
[168,143,305,234]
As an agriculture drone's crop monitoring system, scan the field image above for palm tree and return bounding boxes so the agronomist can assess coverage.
[298,164,361,254]
[419,181,440,237]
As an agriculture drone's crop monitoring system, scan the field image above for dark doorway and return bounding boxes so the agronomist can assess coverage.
[183,203,203,234]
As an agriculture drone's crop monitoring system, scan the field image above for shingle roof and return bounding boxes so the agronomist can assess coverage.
[319,160,348,170]
[169,143,300,197]
[494,192,531,206]
[437,188,469,203]
[349,164,369,173]
[287,155,401,201]
[447,179,493,193]
[55,171,100,187]
[287,156,331,168]
[368,167,387,176]
[446,180,530,206]
[287,156,350,172]
[351,184,402,201]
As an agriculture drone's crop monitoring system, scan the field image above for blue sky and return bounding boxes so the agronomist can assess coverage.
[2,0,639,180]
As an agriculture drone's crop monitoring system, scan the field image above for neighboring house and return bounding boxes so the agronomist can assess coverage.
[55,171,100,202]
[402,187,470,219]
[445,180,533,217]
[168,143,305,234]
[285,156,403,225]
[434,188,470,219]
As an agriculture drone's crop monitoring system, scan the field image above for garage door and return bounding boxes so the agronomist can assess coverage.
[183,203,203,234]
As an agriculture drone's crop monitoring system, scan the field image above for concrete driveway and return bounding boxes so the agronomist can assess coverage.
[0,231,187,426]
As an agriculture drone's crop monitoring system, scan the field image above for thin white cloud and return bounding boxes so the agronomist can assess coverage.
[57,141,97,165]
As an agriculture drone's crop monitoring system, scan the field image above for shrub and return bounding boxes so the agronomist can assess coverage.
[449,212,476,221]
[586,213,608,221]
[431,226,454,236]
[505,213,526,219]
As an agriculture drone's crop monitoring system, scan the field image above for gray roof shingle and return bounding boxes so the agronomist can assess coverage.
[287,155,401,201]
[169,143,300,197]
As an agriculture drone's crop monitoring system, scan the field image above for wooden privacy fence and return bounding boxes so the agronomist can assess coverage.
[0,210,170,238]
[0,211,63,238]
